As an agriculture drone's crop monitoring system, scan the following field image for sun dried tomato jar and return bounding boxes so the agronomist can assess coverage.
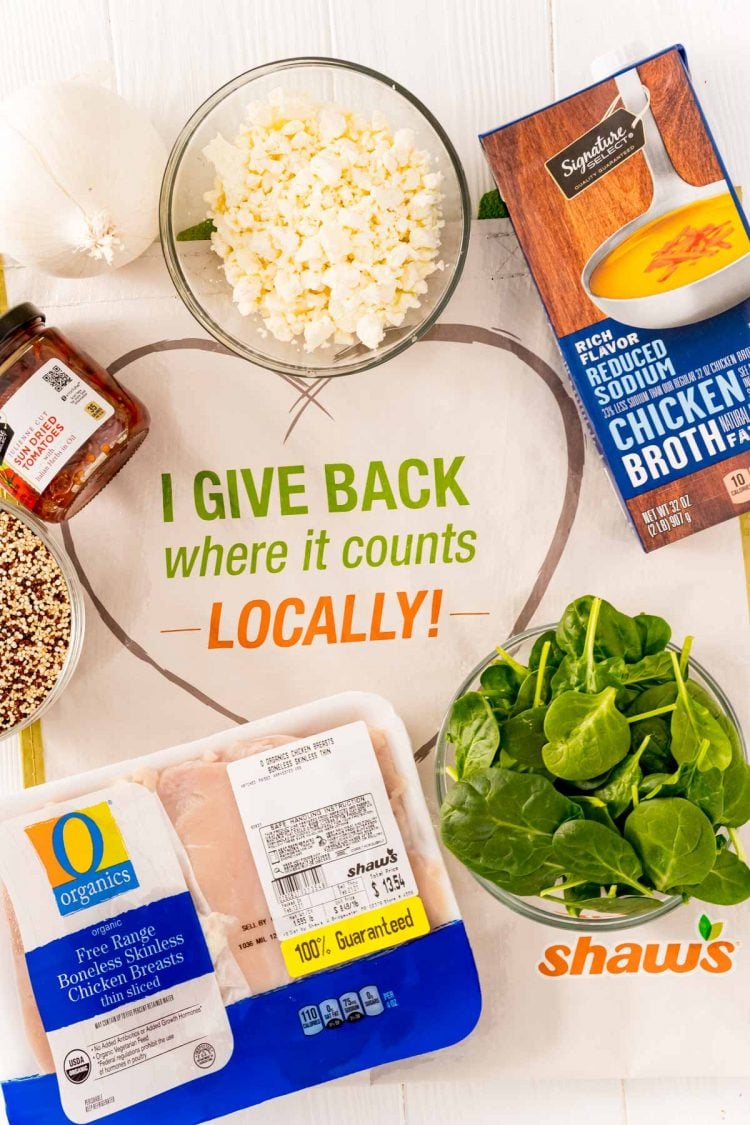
[0,304,149,521]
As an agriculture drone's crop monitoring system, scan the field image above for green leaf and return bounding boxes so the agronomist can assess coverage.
[556,595,641,663]
[634,613,671,655]
[624,797,717,891]
[446,692,499,779]
[500,706,547,770]
[670,653,731,773]
[176,218,216,241]
[698,913,712,940]
[529,630,564,672]
[551,819,653,895]
[440,767,580,888]
[479,662,520,716]
[542,687,631,781]
[682,850,750,906]
[512,667,553,715]
[593,736,650,819]
[478,188,508,219]
[569,795,618,832]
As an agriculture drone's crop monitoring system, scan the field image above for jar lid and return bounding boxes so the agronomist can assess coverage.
[0,303,45,348]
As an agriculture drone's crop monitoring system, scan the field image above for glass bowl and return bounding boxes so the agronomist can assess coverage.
[160,57,470,378]
[0,500,85,740]
[435,622,747,931]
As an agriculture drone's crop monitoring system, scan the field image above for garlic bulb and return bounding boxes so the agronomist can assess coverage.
[0,81,167,278]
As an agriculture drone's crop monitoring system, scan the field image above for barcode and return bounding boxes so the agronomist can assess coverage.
[93,992,174,1031]
[42,364,72,393]
[273,866,325,900]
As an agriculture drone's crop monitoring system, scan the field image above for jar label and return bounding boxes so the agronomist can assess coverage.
[0,359,114,493]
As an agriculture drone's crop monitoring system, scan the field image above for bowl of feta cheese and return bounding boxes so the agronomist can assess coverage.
[160,57,470,376]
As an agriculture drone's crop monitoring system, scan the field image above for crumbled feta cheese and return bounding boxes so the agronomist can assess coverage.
[204,89,444,353]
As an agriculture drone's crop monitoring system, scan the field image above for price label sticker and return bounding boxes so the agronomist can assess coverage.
[227,722,428,977]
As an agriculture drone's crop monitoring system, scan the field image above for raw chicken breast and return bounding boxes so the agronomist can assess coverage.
[157,727,455,998]
[157,735,293,995]
[3,891,53,1075]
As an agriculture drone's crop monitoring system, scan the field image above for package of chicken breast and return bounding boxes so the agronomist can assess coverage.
[0,693,481,1125]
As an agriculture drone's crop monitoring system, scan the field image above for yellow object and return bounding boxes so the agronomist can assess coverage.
[20,721,45,788]
[280,895,429,978]
[25,802,129,887]
[741,512,750,618]
[590,193,750,299]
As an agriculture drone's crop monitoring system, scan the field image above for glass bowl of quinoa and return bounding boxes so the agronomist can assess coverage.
[0,500,85,739]
[160,57,470,377]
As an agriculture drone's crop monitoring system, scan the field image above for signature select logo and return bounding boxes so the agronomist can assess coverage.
[537,914,737,977]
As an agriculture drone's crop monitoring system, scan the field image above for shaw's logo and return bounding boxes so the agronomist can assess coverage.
[347,848,398,878]
[537,915,736,978]
[25,802,138,917]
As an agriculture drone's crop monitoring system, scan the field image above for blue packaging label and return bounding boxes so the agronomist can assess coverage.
[27,892,214,1032]
[2,920,482,1125]
[560,305,750,501]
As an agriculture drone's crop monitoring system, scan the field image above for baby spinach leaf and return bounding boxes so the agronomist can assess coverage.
[529,630,564,671]
[631,715,674,773]
[556,595,641,663]
[500,706,547,769]
[634,612,671,655]
[569,795,618,832]
[670,653,731,773]
[512,666,553,715]
[680,765,724,824]
[600,651,674,690]
[624,797,717,891]
[497,861,567,896]
[479,662,519,717]
[176,218,216,241]
[440,768,581,887]
[640,771,673,795]
[720,753,750,828]
[593,736,649,818]
[447,692,499,779]
[678,848,750,905]
[542,687,630,781]
[551,819,653,895]
[640,763,724,824]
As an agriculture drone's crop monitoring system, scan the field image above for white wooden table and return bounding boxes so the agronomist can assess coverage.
[2,1,750,1121]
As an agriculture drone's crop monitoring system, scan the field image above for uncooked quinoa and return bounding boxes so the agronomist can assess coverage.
[0,509,71,733]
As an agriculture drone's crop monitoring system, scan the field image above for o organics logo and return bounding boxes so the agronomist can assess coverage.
[25,802,139,916]
[537,915,736,977]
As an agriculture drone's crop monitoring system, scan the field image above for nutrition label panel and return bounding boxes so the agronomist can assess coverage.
[228,722,429,974]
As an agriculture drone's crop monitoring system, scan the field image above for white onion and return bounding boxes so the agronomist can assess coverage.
[0,80,167,278]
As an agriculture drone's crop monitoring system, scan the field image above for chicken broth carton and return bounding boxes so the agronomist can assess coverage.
[0,693,480,1125]
[481,45,750,550]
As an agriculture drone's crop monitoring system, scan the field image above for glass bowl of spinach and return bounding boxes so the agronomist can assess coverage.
[436,596,750,931]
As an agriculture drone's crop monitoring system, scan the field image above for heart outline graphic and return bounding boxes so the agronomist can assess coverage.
[61,324,585,759]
